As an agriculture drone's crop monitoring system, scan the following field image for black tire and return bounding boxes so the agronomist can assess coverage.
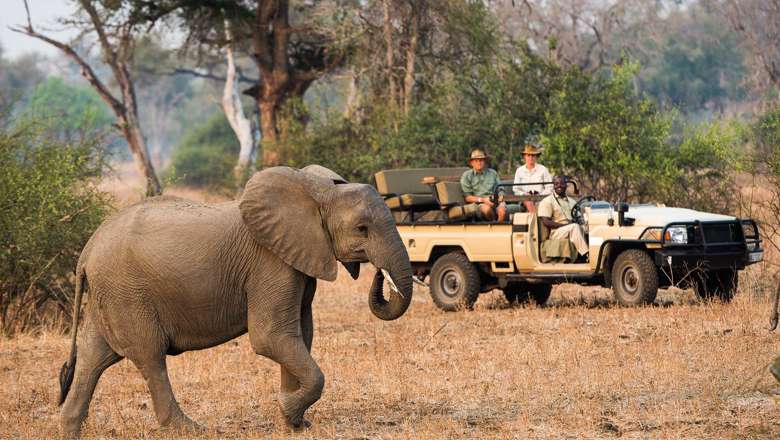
[691,269,738,302]
[528,283,552,305]
[503,283,552,306]
[503,284,520,304]
[611,249,658,306]
[429,252,481,311]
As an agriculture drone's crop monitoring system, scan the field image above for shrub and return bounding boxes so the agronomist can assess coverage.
[0,120,111,335]
[167,111,238,190]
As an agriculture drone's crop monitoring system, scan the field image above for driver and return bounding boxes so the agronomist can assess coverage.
[460,148,507,222]
[537,175,589,261]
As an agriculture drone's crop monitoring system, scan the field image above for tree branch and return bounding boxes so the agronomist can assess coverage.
[170,67,258,84]
[9,25,125,117]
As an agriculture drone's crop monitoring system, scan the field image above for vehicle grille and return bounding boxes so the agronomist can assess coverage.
[690,222,742,244]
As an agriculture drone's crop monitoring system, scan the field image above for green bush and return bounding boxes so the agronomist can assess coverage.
[167,111,238,189]
[541,62,676,202]
[0,120,112,335]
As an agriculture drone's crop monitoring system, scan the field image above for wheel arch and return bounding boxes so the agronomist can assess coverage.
[596,240,653,288]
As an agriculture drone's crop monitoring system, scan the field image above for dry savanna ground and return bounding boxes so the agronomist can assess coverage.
[1,269,780,440]
[1,170,779,439]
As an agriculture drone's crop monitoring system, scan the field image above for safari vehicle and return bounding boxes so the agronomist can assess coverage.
[373,168,764,311]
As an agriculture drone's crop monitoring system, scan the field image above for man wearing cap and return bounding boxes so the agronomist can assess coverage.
[460,149,507,222]
[512,143,552,213]
[538,175,589,260]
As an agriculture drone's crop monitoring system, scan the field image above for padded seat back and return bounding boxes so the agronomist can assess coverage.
[434,181,465,206]
[374,167,469,195]
[375,167,469,211]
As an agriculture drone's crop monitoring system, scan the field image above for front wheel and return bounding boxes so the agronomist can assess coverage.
[691,269,737,302]
[429,252,481,311]
[611,249,658,306]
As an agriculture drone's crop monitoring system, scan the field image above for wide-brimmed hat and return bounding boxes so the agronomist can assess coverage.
[522,144,543,156]
[468,148,490,162]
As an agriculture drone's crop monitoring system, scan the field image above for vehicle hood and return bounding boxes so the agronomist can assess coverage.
[625,206,736,226]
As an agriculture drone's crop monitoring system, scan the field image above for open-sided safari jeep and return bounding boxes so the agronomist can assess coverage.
[373,168,765,311]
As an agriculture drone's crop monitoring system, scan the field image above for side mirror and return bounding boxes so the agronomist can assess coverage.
[617,202,629,226]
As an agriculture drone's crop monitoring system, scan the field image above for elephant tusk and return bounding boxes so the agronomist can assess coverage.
[381,268,405,298]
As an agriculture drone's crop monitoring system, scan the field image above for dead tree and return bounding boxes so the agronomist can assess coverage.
[13,0,162,196]
[222,19,257,188]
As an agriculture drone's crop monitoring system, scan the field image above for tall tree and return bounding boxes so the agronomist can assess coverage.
[222,19,257,185]
[13,0,162,196]
[709,0,780,100]
[161,1,347,166]
[493,0,661,72]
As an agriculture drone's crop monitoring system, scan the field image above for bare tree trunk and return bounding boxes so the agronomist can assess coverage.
[383,0,397,107]
[403,5,419,115]
[122,119,162,196]
[259,99,280,166]
[222,20,255,186]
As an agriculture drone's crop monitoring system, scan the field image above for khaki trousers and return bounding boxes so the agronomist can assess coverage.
[550,223,589,255]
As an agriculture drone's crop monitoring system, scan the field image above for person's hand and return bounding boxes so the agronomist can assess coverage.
[477,197,494,207]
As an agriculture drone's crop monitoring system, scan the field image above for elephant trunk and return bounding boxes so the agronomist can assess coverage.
[367,234,413,321]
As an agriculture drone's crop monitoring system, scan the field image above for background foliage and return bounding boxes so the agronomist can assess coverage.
[0,118,111,335]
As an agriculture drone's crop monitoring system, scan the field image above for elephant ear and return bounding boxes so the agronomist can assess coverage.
[301,165,359,278]
[239,167,338,281]
[301,164,348,184]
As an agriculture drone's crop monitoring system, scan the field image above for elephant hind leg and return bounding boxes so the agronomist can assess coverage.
[60,323,122,438]
[129,354,202,432]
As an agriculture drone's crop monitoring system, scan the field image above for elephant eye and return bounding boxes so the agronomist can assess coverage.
[357,225,368,237]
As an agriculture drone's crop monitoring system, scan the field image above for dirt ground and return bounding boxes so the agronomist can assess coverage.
[1,268,779,439]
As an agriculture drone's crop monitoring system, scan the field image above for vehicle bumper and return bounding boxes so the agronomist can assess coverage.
[654,247,762,272]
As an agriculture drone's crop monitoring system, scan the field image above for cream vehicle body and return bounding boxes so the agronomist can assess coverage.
[374,168,764,310]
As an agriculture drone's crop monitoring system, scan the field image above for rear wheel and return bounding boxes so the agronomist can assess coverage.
[692,269,738,302]
[611,249,658,306]
[503,283,552,305]
[429,252,480,311]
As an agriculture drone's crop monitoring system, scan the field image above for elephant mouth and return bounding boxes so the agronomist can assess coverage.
[342,250,368,263]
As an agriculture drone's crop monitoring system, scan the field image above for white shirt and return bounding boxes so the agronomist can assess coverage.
[513,163,552,195]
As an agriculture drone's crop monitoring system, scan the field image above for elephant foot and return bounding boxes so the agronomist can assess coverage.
[285,416,312,432]
[160,414,205,434]
[279,406,311,432]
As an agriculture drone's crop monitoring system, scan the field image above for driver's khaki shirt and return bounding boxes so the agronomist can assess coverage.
[538,193,576,223]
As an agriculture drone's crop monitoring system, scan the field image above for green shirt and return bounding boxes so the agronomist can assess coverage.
[460,168,501,197]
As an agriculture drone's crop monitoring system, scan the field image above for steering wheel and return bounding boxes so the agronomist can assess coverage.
[571,196,596,225]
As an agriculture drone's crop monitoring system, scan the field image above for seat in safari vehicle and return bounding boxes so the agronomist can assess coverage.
[536,215,578,263]
[374,167,468,216]
[432,181,479,221]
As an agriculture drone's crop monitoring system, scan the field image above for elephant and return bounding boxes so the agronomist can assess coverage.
[57,165,413,438]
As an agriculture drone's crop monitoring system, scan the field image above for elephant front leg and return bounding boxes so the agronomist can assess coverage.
[248,315,324,430]
[279,277,317,426]
[274,337,325,430]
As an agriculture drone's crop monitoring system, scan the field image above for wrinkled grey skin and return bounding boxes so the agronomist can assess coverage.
[58,166,413,438]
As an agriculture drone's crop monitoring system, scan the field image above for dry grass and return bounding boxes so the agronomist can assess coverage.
[2,170,777,439]
[1,269,779,439]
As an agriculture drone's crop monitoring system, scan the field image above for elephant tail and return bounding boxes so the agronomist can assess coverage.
[59,266,85,406]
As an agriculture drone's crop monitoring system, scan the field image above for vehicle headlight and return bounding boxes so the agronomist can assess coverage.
[640,226,688,243]
[665,226,688,244]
